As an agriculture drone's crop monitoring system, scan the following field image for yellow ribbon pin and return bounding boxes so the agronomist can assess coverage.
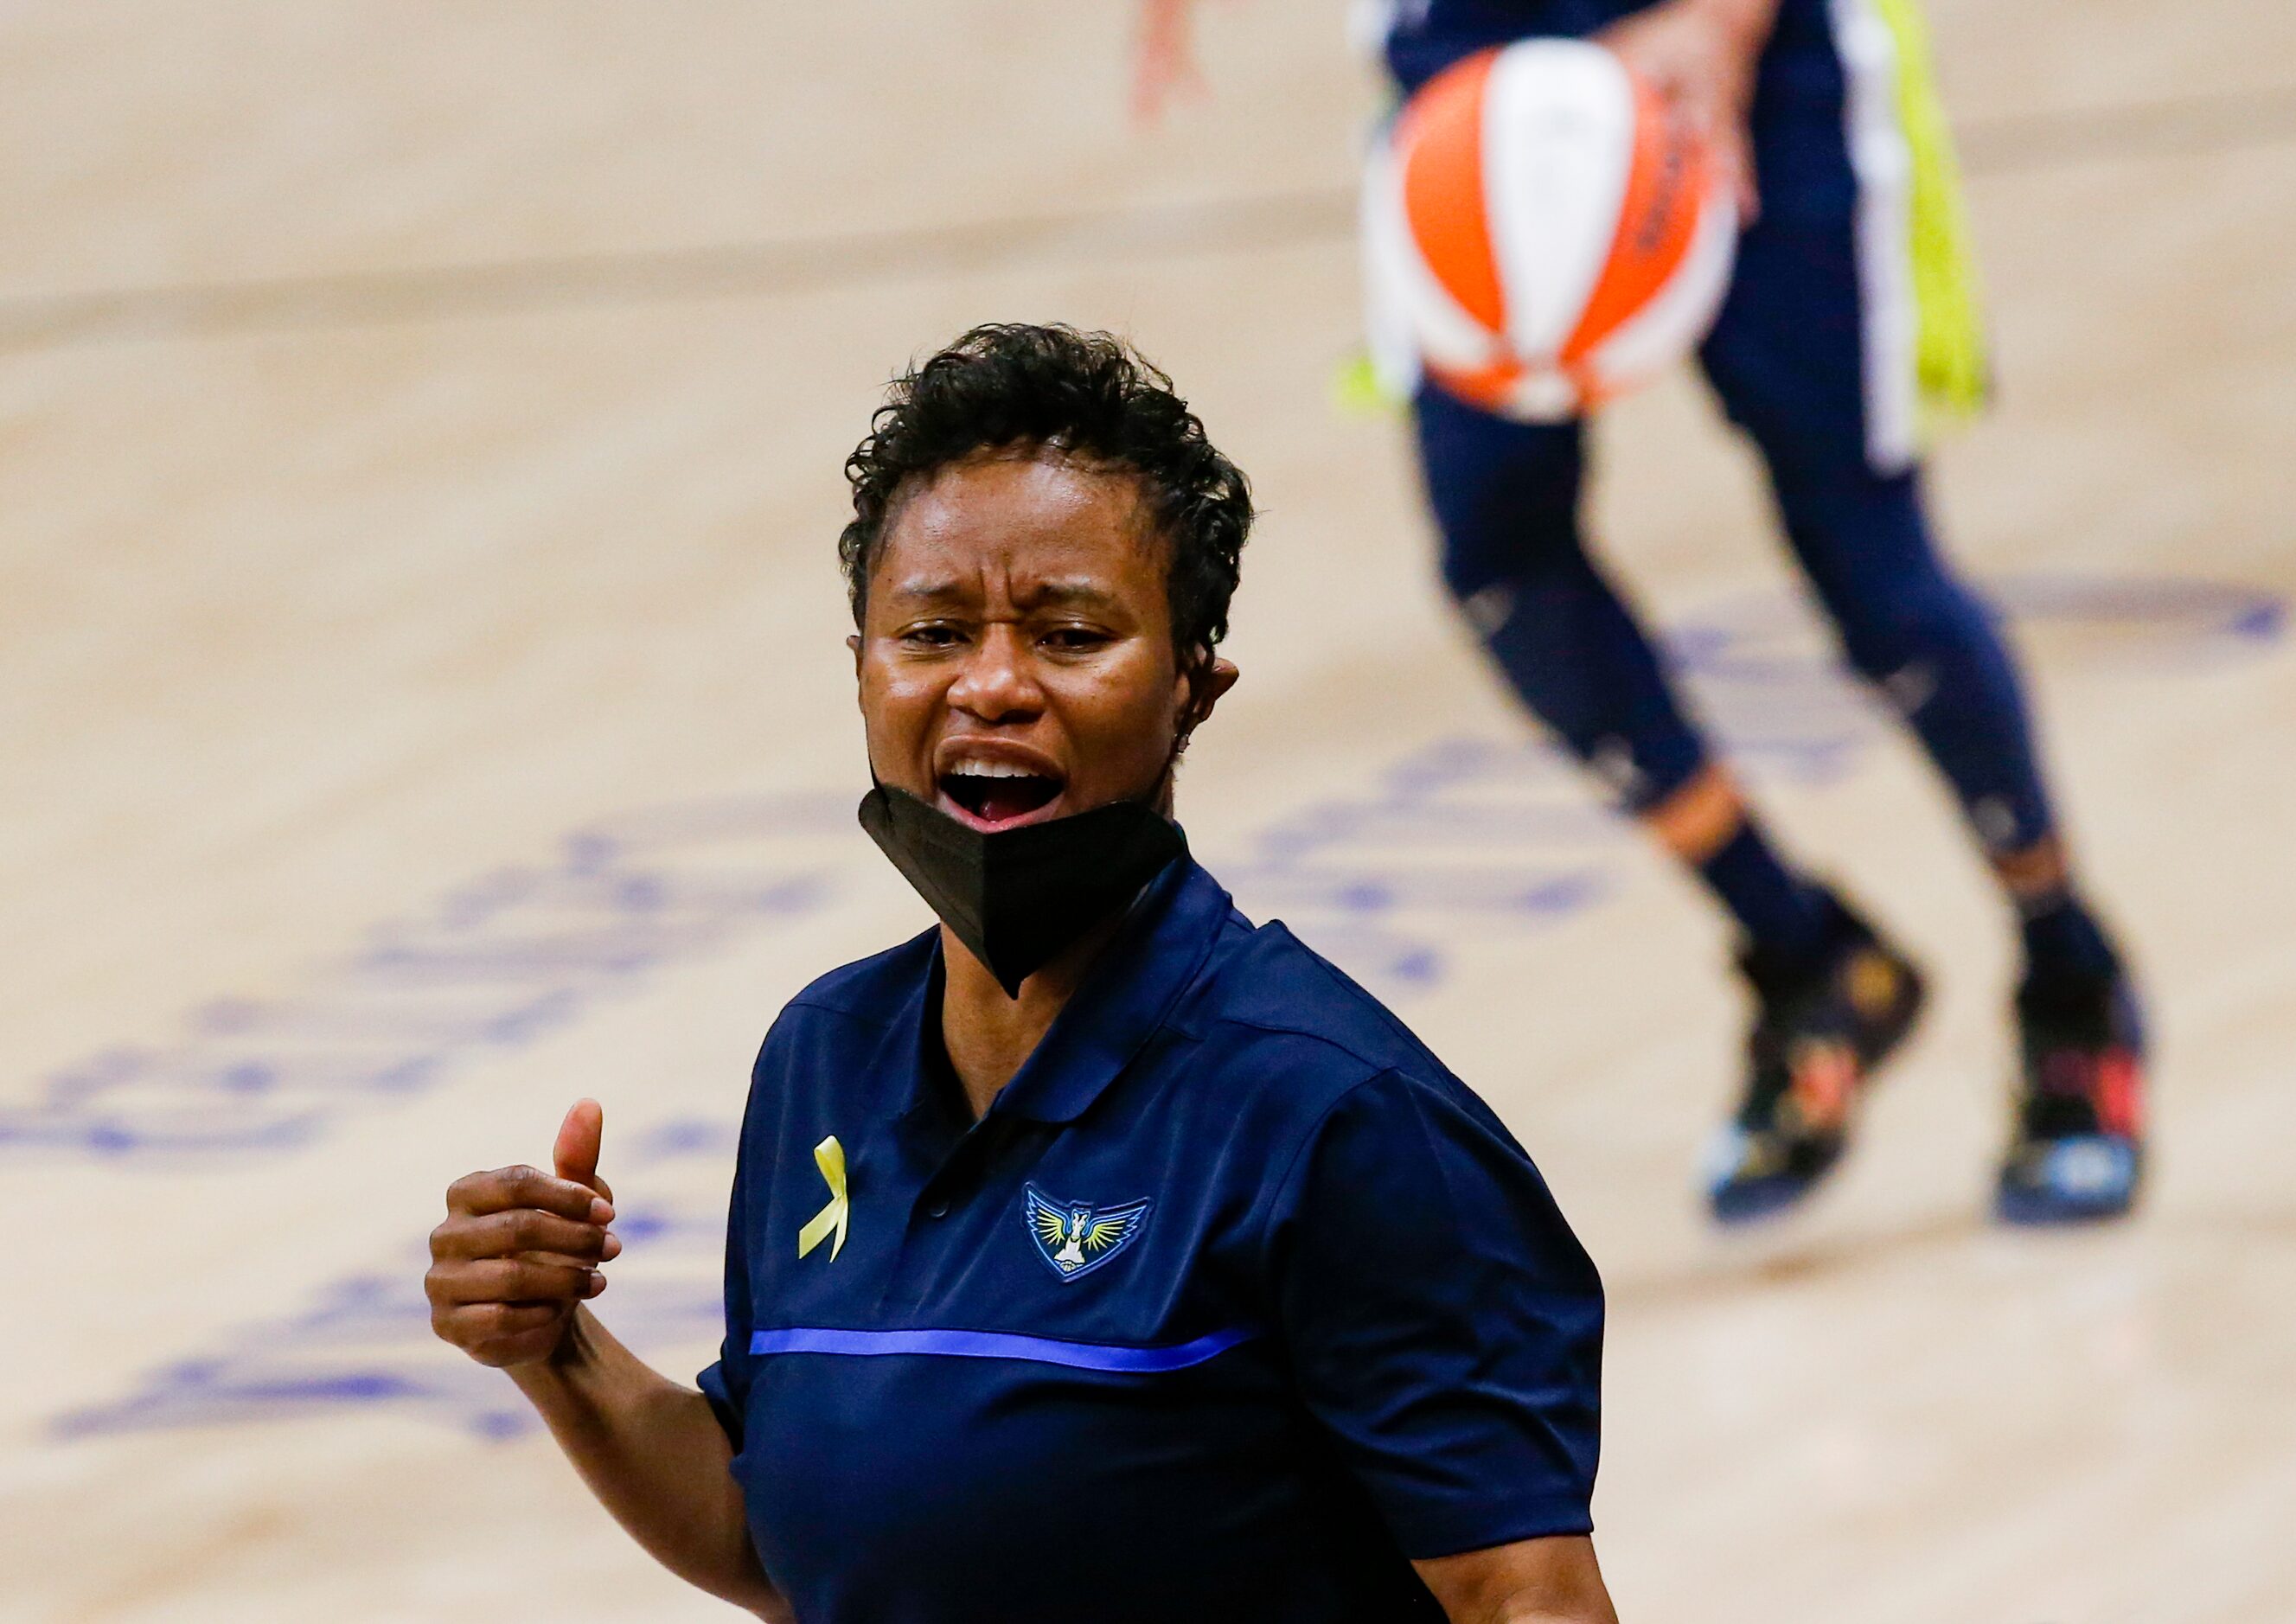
[796,1135,849,1262]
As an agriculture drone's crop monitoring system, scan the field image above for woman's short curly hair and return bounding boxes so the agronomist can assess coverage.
[840,323,1253,675]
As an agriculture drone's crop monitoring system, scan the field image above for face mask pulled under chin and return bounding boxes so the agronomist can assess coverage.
[857,783,1187,999]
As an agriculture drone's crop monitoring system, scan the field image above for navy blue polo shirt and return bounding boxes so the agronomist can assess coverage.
[699,857,1603,1623]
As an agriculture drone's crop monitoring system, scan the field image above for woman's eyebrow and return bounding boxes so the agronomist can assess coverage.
[883,578,970,607]
[1020,580,1124,613]
[881,577,1125,613]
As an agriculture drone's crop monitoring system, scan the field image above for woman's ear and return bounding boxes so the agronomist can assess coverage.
[1177,655,1241,738]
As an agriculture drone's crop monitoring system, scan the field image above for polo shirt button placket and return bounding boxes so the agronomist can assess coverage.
[927,1200,950,1219]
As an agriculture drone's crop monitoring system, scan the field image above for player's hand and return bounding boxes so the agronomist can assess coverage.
[426,1099,621,1369]
[1133,0,1207,124]
[1597,0,1772,221]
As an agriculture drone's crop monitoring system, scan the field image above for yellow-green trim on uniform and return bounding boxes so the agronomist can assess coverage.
[1871,0,1992,427]
[1331,348,1407,419]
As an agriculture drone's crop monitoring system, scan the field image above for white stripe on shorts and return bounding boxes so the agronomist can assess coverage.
[1828,0,1922,474]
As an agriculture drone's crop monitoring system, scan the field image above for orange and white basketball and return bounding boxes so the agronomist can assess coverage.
[1364,39,1739,422]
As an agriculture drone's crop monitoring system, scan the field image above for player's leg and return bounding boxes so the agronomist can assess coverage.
[1411,383,1845,965]
[1704,0,2142,1222]
[1413,385,1926,1224]
[1747,354,2142,1225]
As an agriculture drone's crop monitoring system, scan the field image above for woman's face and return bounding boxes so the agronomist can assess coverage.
[854,450,1232,832]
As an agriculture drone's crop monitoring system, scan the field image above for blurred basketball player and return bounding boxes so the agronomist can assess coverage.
[1135,0,2146,1225]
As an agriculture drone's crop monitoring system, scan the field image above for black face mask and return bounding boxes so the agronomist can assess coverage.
[858,784,1187,998]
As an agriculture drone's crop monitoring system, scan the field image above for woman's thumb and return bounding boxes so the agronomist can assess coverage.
[553,1098,605,1192]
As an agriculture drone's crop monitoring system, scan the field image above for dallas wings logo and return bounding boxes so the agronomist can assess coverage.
[1024,1184,1152,1282]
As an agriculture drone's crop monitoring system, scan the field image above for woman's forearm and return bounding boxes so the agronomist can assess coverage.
[510,1307,786,1619]
[1417,1534,1620,1624]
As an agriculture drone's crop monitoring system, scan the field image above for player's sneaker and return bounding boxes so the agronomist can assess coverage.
[1993,973,2146,1224]
[1704,898,1927,1224]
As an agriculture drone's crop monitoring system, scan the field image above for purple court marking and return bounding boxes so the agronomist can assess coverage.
[746,1325,1256,1372]
[3,794,854,1162]
[51,1116,743,1443]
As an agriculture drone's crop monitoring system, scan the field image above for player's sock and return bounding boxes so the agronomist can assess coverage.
[2018,886,2122,986]
[1693,822,1832,966]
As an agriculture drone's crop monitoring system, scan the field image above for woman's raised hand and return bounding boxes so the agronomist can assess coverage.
[1133,0,1207,123]
[1597,0,1775,220]
[426,1099,621,1368]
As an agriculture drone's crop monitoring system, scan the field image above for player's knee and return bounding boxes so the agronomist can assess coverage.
[1828,579,2001,714]
[1416,397,1586,622]
[1432,492,1586,630]
[1437,534,1591,652]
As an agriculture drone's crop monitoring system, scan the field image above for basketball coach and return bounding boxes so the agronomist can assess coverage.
[424,323,1619,1624]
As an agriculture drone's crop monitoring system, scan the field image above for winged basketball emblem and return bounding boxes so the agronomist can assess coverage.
[1024,1184,1153,1281]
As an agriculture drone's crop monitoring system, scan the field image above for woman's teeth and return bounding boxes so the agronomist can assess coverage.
[941,766,1062,822]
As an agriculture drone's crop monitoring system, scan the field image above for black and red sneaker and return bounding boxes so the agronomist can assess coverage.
[1993,973,2146,1224]
[1704,896,1928,1224]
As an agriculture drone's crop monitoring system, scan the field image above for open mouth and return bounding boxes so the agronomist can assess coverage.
[937,763,1065,830]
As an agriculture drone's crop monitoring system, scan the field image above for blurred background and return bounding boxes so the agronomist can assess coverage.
[2,2,2292,1618]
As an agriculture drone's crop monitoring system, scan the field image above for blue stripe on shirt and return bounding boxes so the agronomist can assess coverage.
[747,1324,1255,1372]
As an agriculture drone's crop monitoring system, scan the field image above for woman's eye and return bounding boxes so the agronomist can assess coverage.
[1042,626,1110,652]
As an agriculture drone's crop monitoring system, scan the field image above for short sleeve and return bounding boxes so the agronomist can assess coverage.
[695,1248,752,1448]
[697,1046,770,1448]
[1270,1067,1604,1558]
[695,1153,756,1446]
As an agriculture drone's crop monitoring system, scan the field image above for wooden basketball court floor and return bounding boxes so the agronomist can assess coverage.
[3,2,2293,1618]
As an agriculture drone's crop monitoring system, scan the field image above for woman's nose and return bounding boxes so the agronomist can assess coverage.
[947,624,1044,722]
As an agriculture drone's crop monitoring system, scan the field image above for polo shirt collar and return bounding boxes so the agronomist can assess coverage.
[902,854,1231,1130]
